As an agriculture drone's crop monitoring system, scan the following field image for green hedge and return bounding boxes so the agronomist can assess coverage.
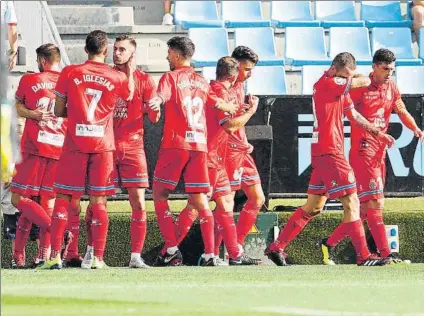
[2,211,423,267]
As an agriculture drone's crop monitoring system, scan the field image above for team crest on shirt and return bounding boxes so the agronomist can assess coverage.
[348,171,355,184]
[334,77,347,85]
[114,96,128,119]
[331,180,338,188]
[233,167,244,181]
[369,179,377,190]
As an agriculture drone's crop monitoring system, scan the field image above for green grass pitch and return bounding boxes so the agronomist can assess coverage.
[2,265,424,315]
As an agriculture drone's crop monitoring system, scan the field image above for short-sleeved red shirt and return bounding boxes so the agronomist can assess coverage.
[15,70,67,160]
[157,66,217,152]
[207,80,234,168]
[54,60,128,153]
[113,69,156,143]
[311,71,353,157]
[350,74,401,157]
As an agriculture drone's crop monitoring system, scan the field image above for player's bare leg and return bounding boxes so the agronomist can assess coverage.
[153,185,182,266]
[237,183,265,247]
[88,195,109,269]
[190,192,217,266]
[265,194,326,266]
[128,187,149,268]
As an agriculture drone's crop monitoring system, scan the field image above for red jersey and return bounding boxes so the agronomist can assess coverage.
[55,60,128,153]
[311,72,353,157]
[157,66,217,152]
[350,75,401,158]
[15,70,67,160]
[207,80,234,168]
[227,81,251,153]
[113,69,156,144]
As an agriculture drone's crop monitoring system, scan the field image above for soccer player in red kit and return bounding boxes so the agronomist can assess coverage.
[10,44,66,268]
[319,49,424,264]
[148,37,237,266]
[214,46,265,257]
[41,30,131,269]
[265,52,395,266]
[112,35,160,268]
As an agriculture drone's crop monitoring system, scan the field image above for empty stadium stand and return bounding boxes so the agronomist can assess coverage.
[246,66,288,95]
[221,1,271,28]
[270,1,319,28]
[361,1,412,28]
[315,1,364,28]
[329,27,372,64]
[396,66,424,94]
[189,28,229,67]
[174,1,223,29]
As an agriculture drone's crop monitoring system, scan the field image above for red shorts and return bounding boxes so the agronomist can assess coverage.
[114,142,149,189]
[11,153,58,198]
[153,148,209,193]
[208,167,231,200]
[307,154,357,199]
[350,153,385,202]
[226,151,261,191]
[54,151,114,197]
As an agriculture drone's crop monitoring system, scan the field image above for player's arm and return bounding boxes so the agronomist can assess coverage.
[147,73,172,110]
[15,100,47,121]
[53,67,71,118]
[350,74,371,90]
[393,98,424,143]
[345,107,395,148]
[144,75,160,124]
[222,95,258,133]
[54,95,67,118]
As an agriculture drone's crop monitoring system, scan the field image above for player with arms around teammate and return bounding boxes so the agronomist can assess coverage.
[265,52,395,266]
[319,48,424,264]
[10,44,66,268]
[213,46,264,260]
[41,30,131,269]
[148,37,238,266]
[111,34,160,268]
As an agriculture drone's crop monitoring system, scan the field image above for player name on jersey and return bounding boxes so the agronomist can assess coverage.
[177,79,208,92]
[73,75,115,92]
[31,82,54,93]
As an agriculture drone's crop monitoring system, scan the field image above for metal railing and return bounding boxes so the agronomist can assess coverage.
[13,1,70,70]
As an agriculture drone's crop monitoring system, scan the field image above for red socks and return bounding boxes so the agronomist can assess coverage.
[85,205,93,246]
[17,198,51,228]
[155,200,177,249]
[50,198,69,259]
[198,209,215,254]
[344,219,371,263]
[37,207,53,261]
[91,203,109,260]
[236,202,261,246]
[214,207,240,259]
[13,215,32,260]
[327,222,348,247]
[270,207,313,251]
[66,204,81,259]
[175,207,198,245]
[131,209,147,253]
[367,208,390,257]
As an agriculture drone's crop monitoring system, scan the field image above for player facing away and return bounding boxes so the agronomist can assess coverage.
[214,46,265,258]
[265,52,396,266]
[41,30,131,269]
[148,37,238,266]
[10,44,67,268]
[319,48,424,264]
[111,35,160,268]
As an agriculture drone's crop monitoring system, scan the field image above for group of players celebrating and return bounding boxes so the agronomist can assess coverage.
[9,29,423,269]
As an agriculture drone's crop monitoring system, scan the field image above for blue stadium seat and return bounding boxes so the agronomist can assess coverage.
[285,27,331,66]
[174,1,223,29]
[329,27,372,64]
[246,66,287,95]
[315,1,364,28]
[201,67,216,83]
[271,1,320,28]
[371,28,422,66]
[234,28,284,66]
[395,66,424,94]
[221,1,271,28]
[419,28,424,61]
[301,66,328,95]
[189,28,229,67]
[361,1,412,28]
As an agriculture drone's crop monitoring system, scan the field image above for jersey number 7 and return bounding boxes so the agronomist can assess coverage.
[85,88,103,122]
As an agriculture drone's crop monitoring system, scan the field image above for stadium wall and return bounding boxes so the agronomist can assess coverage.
[2,211,423,267]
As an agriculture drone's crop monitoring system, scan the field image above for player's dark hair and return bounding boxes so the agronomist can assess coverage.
[216,56,239,80]
[36,43,61,63]
[231,46,259,65]
[115,34,137,49]
[373,48,396,65]
[86,30,109,55]
[331,52,356,70]
[167,36,195,59]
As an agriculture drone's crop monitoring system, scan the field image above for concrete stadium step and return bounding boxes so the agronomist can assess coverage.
[50,5,134,26]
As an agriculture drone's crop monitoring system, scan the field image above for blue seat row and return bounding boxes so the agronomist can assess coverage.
[189,27,422,68]
[174,1,412,29]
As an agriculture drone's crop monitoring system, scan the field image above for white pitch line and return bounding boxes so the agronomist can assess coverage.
[252,307,424,316]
